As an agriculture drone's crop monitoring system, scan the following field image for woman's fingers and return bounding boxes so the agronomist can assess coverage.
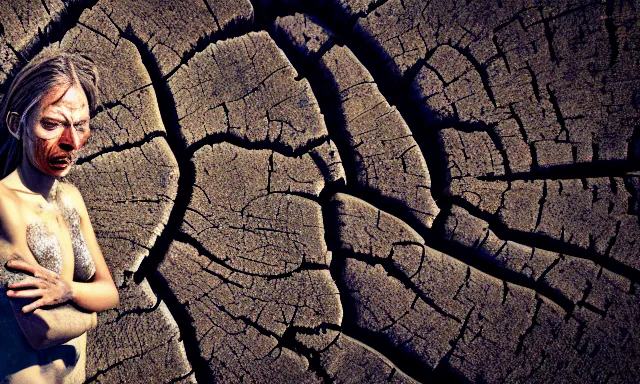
[6,289,45,299]
[22,298,46,313]
[5,259,37,275]
[8,277,42,289]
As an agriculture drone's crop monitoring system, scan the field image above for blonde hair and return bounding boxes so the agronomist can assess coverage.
[0,49,100,178]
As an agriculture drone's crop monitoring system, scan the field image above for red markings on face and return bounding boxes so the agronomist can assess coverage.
[25,133,72,176]
[22,85,91,177]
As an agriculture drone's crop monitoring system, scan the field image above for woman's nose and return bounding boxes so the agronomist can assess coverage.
[58,125,82,151]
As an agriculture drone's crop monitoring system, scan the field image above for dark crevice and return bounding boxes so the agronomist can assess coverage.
[478,160,640,181]
[279,325,338,383]
[523,62,541,103]
[361,0,391,17]
[546,84,568,143]
[514,296,542,355]
[106,276,164,323]
[623,176,640,216]
[201,0,222,31]
[537,255,562,283]
[492,34,511,74]
[440,307,474,366]
[341,250,463,323]
[160,3,255,80]
[448,44,498,107]
[309,154,348,190]
[630,125,640,164]
[147,271,215,382]
[444,195,640,286]
[5,40,25,68]
[534,180,547,230]
[398,46,438,89]
[429,201,575,315]
[604,0,619,67]
[168,370,195,384]
[485,124,513,175]
[185,129,330,159]
[173,231,329,281]
[40,0,51,16]
[539,6,559,65]
[77,20,119,47]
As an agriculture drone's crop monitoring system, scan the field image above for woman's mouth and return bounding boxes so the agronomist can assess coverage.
[49,156,71,169]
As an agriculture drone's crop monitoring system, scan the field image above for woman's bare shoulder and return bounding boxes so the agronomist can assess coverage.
[0,183,24,256]
[0,182,23,221]
[56,181,86,212]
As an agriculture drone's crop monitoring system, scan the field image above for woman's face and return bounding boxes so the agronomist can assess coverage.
[23,84,90,178]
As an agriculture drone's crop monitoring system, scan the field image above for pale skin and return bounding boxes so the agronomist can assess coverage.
[0,83,119,382]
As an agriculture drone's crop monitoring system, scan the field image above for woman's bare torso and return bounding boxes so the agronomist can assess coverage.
[0,179,95,384]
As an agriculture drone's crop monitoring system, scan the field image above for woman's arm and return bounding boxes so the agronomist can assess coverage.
[10,297,97,350]
[2,251,97,350]
[62,184,119,312]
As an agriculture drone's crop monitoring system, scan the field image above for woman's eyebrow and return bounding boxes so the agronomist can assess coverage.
[41,116,88,125]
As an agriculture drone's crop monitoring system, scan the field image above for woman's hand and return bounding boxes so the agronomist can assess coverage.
[5,259,73,313]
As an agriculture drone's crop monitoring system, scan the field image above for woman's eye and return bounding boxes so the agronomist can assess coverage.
[42,121,59,130]
[75,123,89,133]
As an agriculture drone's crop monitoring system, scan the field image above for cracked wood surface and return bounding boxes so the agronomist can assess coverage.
[0,0,638,382]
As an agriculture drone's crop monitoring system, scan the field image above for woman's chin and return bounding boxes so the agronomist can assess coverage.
[44,162,72,178]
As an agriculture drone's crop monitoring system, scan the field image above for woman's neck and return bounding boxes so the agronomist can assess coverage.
[15,156,57,201]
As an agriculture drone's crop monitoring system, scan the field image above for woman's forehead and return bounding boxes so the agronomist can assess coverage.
[39,85,89,118]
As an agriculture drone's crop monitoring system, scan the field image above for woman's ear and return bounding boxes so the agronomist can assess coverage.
[6,112,22,140]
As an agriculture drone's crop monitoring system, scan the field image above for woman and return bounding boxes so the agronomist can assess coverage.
[0,49,119,383]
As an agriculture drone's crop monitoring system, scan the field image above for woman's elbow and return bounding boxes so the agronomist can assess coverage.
[111,287,120,309]
[96,280,120,311]
[103,283,119,311]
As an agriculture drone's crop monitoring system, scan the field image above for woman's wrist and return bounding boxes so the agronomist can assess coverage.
[68,280,79,304]
[87,311,98,330]
[66,280,119,312]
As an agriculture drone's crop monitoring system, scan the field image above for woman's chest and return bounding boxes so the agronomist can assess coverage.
[25,202,95,282]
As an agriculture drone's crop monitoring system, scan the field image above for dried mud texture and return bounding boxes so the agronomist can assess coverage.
[0,0,638,382]
[0,0,74,84]
[90,0,253,76]
[182,142,329,276]
[168,31,327,152]
[86,277,192,383]
[158,240,342,383]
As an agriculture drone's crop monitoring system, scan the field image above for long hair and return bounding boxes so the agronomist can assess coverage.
[0,49,100,178]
